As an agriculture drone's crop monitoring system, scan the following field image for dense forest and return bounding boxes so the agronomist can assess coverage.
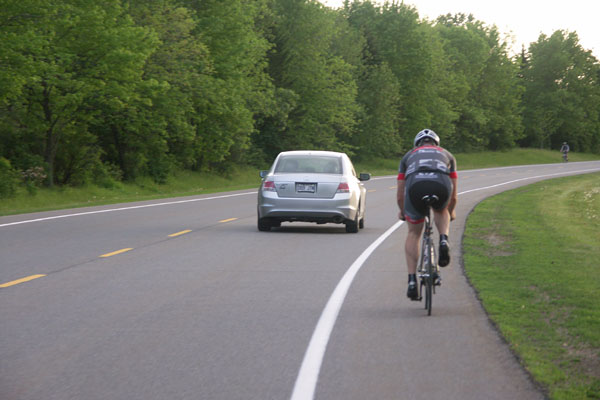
[1,0,599,194]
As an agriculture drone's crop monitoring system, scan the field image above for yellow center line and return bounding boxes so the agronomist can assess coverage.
[100,248,133,258]
[0,274,46,288]
[368,189,377,193]
[389,186,397,190]
[168,229,192,237]
[219,218,238,223]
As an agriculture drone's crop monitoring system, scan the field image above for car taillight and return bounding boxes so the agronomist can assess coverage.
[336,182,350,193]
[263,180,276,191]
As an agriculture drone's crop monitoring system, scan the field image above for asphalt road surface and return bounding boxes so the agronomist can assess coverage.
[2,161,600,400]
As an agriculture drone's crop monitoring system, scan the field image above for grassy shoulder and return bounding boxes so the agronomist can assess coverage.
[1,148,599,217]
[455,148,600,170]
[0,168,263,216]
[353,148,600,175]
[463,172,600,399]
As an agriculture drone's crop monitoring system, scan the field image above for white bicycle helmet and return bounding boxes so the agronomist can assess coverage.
[414,129,440,147]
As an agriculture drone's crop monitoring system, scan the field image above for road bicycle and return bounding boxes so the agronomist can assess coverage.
[416,195,441,316]
[562,151,569,162]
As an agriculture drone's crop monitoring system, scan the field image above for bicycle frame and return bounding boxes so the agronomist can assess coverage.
[417,199,439,315]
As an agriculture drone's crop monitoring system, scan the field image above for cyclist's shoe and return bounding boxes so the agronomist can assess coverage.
[407,281,419,301]
[406,281,419,301]
[439,239,450,267]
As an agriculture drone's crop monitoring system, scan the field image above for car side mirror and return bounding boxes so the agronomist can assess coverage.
[260,170,269,179]
[359,173,371,181]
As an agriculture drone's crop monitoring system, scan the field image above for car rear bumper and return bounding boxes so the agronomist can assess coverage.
[258,194,357,223]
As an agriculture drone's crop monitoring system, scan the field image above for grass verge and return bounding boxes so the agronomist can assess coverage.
[353,148,600,174]
[1,148,599,217]
[463,172,600,399]
[0,167,262,216]
[455,148,600,171]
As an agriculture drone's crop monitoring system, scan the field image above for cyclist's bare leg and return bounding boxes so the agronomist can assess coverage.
[432,208,450,236]
[405,221,424,274]
[433,207,451,267]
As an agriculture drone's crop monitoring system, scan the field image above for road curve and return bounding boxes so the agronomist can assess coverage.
[1,161,599,400]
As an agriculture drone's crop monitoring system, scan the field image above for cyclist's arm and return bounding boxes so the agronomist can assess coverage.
[397,154,409,221]
[448,177,458,221]
[397,176,406,220]
[446,153,458,221]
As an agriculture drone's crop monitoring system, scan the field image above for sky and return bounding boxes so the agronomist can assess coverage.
[320,0,599,58]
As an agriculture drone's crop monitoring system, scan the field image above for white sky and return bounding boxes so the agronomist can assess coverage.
[320,0,599,58]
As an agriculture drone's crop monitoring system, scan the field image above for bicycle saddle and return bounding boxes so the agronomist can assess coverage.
[421,195,439,205]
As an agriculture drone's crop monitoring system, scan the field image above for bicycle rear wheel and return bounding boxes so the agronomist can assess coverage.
[425,275,432,315]
[424,239,434,315]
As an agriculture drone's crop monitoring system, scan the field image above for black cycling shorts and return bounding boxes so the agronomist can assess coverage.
[404,172,452,223]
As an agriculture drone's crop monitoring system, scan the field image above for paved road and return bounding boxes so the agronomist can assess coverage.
[2,161,599,400]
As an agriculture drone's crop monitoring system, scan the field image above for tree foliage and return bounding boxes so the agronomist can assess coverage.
[521,30,600,152]
[1,0,598,192]
[434,13,525,151]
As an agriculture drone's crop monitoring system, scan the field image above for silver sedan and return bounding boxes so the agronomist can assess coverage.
[257,151,370,232]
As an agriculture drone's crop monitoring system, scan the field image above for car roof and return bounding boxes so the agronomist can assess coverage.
[277,150,346,158]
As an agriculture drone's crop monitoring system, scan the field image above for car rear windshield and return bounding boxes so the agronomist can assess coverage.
[275,156,343,174]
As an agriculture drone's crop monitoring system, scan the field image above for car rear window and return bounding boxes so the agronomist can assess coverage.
[275,156,343,174]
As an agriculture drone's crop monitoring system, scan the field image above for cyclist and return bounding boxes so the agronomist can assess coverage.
[397,129,458,300]
[560,142,570,162]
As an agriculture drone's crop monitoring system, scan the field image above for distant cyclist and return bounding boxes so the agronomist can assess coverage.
[397,129,458,300]
[560,142,570,162]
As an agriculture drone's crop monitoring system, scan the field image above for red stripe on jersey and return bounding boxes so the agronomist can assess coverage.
[449,171,458,179]
[411,145,443,153]
[397,173,405,181]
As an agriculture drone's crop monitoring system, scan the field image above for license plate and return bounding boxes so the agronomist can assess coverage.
[296,183,316,193]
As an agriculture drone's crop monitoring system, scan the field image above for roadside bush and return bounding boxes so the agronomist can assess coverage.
[21,166,47,195]
[92,162,124,189]
[0,157,19,198]
[147,152,172,185]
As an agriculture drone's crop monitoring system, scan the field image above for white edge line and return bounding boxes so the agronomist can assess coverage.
[290,166,600,400]
[290,220,404,400]
[0,191,257,228]
[369,160,600,180]
[458,167,600,195]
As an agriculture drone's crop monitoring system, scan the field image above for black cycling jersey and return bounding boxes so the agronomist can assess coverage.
[398,145,457,224]
[397,145,457,180]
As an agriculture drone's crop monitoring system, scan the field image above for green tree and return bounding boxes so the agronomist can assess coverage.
[0,0,42,107]
[101,0,214,182]
[521,30,600,152]
[476,27,524,150]
[434,13,523,151]
[0,0,158,185]
[184,0,274,170]
[345,1,455,151]
[260,0,360,157]
[353,62,401,158]
[335,2,402,159]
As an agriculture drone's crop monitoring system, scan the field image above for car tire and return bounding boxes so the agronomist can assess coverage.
[345,214,359,233]
[358,201,365,229]
[258,217,271,232]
